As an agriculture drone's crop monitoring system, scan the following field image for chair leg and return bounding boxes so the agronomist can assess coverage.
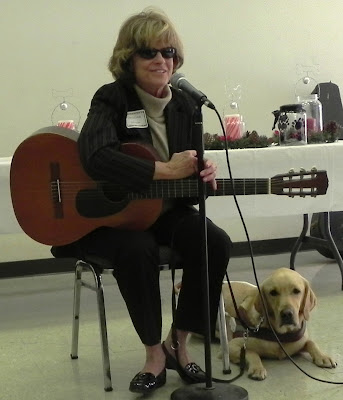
[92,268,113,392]
[217,292,231,374]
[70,261,83,359]
[70,261,113,392]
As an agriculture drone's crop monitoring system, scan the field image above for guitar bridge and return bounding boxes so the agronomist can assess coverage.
[50,162,63,219]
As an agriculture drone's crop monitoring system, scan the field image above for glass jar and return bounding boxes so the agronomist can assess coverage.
[272,104,307,146]
[296,94,323,133]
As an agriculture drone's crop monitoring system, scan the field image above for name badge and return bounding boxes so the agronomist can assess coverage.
[126,110,148,129]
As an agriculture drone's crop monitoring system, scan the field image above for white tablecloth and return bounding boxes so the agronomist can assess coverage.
[1,142,342,235]
[0,157,21,234]
[205,142,343,220]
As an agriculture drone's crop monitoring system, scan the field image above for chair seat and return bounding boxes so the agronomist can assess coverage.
[83,245,183,271]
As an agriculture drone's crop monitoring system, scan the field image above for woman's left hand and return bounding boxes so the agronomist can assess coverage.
[199,159,217,191]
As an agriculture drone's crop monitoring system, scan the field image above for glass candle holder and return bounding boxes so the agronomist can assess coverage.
[296,94,323,133]
[223,114,244,140]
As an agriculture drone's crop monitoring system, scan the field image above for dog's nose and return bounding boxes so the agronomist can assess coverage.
[280,309,294,325]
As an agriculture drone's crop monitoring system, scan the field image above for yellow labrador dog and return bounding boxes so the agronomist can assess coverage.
[222,268,337,380]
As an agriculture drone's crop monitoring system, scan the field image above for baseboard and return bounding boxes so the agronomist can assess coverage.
[0,237,315,279]
[0,257,76,279]
[231,237,314,257]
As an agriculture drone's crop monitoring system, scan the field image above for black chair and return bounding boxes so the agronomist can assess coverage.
[70,246,230,391]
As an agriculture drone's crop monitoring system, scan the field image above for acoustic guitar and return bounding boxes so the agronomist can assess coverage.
[10,126,329,246]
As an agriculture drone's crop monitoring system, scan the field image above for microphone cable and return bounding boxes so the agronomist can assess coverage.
[211,105,342,385]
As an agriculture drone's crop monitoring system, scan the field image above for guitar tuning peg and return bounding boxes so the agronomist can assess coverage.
[300,167,306,173]
[311,167,317,172]
[289,168,295,174]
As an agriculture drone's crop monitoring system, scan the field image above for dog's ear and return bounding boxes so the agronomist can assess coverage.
[240,289,257,311]
[241,288,266,326]
[254,287,275,321]
[255,291,271,315]
[254,291,264,315]
[300,279,317,320]
[234,288,261,327]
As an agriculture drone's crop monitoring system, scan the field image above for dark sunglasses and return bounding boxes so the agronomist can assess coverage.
[136,47,177,60]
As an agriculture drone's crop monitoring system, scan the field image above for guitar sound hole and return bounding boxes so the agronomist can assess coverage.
[101,183,127,202]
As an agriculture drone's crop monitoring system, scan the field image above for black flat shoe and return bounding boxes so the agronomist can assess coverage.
[162,342,206,384]
[129,368,166,394]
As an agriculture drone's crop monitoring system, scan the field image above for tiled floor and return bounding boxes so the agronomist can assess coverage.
[0,250,342,400]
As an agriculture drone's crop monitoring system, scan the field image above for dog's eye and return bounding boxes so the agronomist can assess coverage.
[293,288,301,294]
[269,289,278,296]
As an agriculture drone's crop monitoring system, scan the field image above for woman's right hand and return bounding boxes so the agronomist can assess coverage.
[154,150,198,180]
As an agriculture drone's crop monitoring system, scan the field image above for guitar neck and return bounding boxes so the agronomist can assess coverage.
[126,178,270,200]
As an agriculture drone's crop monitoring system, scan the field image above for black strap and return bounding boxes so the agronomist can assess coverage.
[212,347,246,383]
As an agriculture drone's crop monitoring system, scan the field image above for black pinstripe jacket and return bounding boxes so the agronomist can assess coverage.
[78,78,198,194]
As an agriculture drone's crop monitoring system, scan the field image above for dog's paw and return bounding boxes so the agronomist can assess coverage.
[313,353,337,369]
[248,366,267,380]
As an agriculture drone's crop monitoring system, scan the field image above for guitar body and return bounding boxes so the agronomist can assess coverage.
[10,127,162,246]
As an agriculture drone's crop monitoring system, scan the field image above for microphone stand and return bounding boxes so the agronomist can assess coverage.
[171,102,249,399]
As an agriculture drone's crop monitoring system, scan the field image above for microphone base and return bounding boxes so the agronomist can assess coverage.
[170,382,249,400]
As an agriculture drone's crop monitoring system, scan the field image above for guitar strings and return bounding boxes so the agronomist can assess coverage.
[44,177,318,200]
[20,178,319,199]
[48,179,269,196]
[20,180,317,197]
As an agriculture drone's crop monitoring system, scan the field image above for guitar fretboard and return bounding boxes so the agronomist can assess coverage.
[124,178,270,200]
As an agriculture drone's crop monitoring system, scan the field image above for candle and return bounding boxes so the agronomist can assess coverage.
[306,118,317,132]
[223,114,243,140]
[57,120,76,130]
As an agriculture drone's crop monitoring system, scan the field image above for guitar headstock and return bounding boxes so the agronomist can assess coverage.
[271,168,328,197]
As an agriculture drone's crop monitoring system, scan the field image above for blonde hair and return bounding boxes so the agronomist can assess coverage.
[108,7,184,79]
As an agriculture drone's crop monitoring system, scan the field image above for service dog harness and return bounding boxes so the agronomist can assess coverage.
[233,305,307,343]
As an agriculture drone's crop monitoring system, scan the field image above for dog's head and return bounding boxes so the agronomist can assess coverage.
[254,268,317,334]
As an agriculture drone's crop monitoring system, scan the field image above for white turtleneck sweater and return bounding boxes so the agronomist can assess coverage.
[134,84,175,213]
[134,84,172,162]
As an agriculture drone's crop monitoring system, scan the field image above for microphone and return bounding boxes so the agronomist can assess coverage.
[170,73,215,110]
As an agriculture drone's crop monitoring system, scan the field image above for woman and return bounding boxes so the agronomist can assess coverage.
[65,8,232,394]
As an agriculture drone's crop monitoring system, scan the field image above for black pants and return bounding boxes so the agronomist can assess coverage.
[78,206,232,346]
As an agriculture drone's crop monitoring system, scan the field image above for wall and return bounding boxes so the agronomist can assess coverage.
[1,0,341,262]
